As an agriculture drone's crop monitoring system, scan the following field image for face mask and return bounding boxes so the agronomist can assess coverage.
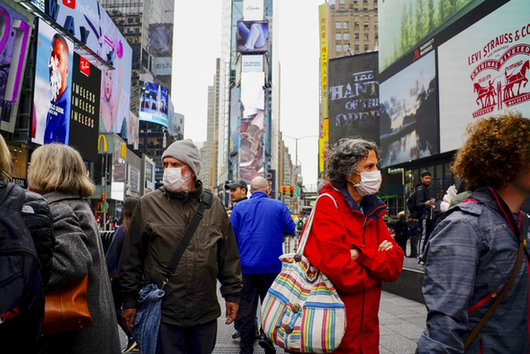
[163,167,191,192]
[350,170,381,196]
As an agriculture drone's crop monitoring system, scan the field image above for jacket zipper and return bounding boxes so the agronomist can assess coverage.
[468,288,501,314]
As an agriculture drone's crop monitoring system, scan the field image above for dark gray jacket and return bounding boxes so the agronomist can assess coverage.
[418,187,529,353]
[43,192,120,354]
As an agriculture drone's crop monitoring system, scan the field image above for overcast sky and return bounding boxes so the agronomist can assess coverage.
[173,1,323,188]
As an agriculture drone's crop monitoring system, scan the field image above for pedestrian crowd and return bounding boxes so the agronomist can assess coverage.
[1,111,530,354]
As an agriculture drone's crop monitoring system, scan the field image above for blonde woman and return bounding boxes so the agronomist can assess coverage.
[28,143,120,354]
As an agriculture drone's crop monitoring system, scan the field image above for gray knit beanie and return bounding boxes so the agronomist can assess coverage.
[161,139,201,177]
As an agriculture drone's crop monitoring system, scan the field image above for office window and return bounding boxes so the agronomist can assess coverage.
[336,33,342,41]
[355,44,360,51]
[354,0,358,3]
[343,22,349,29]
[344,44,350,52]
[375,33,379,39]
[364,34,369,40]
[355,33,360,39]
[336,45,342,52]
[364,0,368,2]
[354,8,359,13]
[364,44,369,51]
[364,8,368,12]
[375,21,378,28]
[336,22,342,29]
[343,33,349,40]
[339,0,345,4]
[364,22,369,28]
[355,22,360,28]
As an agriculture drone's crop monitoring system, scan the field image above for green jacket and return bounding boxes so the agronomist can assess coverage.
[120,181,243,326]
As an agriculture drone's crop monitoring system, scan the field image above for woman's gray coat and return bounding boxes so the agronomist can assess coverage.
[43,192,120,354]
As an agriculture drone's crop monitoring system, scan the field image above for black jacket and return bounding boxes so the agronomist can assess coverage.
[415,183,432,219]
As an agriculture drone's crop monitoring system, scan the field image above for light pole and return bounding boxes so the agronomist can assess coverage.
[284,135,318,211]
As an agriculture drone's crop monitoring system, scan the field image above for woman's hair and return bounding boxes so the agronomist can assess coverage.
[452,112,530,191]
[122,197,139,233]
[326,137,380,187]
[28,143,95,197]
[0,134,12,182]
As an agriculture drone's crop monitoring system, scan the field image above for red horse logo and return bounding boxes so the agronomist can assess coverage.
[473,80,496,108]
[504,60,529,100]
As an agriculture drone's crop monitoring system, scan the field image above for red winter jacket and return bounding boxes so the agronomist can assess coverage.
[304,183,404,353]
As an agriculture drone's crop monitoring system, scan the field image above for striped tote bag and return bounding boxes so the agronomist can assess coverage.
[261,193,346,353]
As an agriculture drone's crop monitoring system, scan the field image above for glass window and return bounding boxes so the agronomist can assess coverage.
[375,33,379,39]
[354,44,360,51]
[364,44,369,51]
[364,22,369,28]
[344,44,349,52]
[339,0,345,4]
[364,0,368,2]
[364,34,369,40]
[355,22,360,29]
[336,33,342,41]
[354,8,359,13]
[343,33,349,40]
[343,22,349,29]
[364,8,368,12]
[375,21,378,28]
[355,33,360,39]
[336,45,342,52]
[336,22,342,29]
[354,0,358,3]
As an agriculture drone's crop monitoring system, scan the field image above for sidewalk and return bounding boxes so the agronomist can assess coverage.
[212,291,426,354]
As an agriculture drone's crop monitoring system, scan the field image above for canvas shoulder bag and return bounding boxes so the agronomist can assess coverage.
[261,193,346,353]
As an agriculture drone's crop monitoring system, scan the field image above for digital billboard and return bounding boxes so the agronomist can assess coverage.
[379,0,483,73]
[99,10,133,137]
[379,51,439,168]
[236,21,269,53]
[439,0,530,152]
[32,19,74,146]
[139,81,169,128]
[328,52,379,146]
[243,0,263,21]
[69,53,101,162]
[0,2,31,133]
[239,71,265,183]
[230,86,240,158]
[242,55,263,72]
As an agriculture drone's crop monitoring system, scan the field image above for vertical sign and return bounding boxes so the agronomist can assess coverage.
[319,4,329,178]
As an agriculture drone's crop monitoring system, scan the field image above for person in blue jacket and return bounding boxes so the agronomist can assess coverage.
[418,112,530,353]
[230,177,295,354]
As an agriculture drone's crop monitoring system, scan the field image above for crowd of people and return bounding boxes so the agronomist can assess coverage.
[1,111,530,353]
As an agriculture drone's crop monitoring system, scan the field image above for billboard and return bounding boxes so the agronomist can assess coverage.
[379,51,439,168]
[139,81,169,128]
[0,2,31,133]
[111,134,125,201]
[328,52,379,146]
[99,10,132,138]
[230,86,240,158]
[236,21,269,53]
[242,55,263,72]
[32,19,74,146]
[243,0,264,21]
[379,0,483,73]
[148,24,173,57]
[439,0,530,152]
[69,53,101,162]
[239,71,265,183]
[319,3,329,121]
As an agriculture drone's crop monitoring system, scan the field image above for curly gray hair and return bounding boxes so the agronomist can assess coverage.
[326,137,380,187]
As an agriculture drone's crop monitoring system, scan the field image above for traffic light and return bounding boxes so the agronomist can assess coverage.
[101,193,105,202]
[289,186,294,198]
[281,185,286,195]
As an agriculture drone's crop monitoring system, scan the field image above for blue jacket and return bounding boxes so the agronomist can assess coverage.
[418,187,530,353]
[230,191,295,274]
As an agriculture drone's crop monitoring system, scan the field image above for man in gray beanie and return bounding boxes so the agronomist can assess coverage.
[120,139,243,354]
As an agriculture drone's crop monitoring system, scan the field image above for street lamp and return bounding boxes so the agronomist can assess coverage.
[283,135,319,178]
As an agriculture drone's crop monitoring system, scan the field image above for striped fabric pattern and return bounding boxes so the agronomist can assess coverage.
[261,194,346,353]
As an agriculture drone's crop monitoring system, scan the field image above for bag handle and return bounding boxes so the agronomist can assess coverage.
[297,193,338,256]
[464,212,528,349]
[162,190,213,288]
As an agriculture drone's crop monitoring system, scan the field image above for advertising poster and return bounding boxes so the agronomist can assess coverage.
[240,72,265,183]
[139,81,169,127]
[319,3,329,122]
[379,51,439,168]
[99,10,133,137]
[439,0,530,152]
[243,0,263,21]
[128,112,139,149]
[111,134,125,201]
[144,158,155,191]
[242,55,263,72]
[32,19,74,146]
[70,53,101,162]
[236,21,269,53]
[328,53,379,146]
[0,2,31,133]
[379,0,483,72]
[230,86,240,160]
[128,164,140,194]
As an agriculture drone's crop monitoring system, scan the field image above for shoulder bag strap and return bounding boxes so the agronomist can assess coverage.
[464,212,527,349]
[297,193,338,256]
[162,190,213,288]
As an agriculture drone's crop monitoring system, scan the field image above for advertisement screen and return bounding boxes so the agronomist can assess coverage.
[239,72,265,183]
[379,51,439,168]
[379,0,483,73]
[439,0,530,152]
[242,55,263,72]
[148,24,173,57]
[0,2,31,133]
[328,52,379,146]
[243,0,263,21]
[69,53,101,162]
[99,10,133,137]
[236,21,269,53]
[139,81,169,128]
[32,19,74,146]
[230,86,240,158]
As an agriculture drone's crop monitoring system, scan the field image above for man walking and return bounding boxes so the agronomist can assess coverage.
[226,179,248,206]
[119,139,243,354]
[416,170,435,264]
[230,177,295,354]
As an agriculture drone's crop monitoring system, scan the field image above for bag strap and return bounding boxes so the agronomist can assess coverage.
[464,212,527,349]
[297,193,338,255]
[162,190,213,288]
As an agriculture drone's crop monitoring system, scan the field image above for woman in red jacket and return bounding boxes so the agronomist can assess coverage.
[304,137,404,353]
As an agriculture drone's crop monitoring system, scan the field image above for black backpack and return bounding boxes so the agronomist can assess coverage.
[406,188,418,216]
[0,182,44,352]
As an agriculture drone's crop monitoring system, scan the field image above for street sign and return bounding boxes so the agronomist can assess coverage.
[294,187,300,198]
[101,202,108,212]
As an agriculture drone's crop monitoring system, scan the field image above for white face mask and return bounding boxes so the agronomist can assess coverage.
[350,170,381,196]
[163,167,191,192]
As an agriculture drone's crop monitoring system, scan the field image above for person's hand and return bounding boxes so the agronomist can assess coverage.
[426,200,435,207]
[378,240,393,252]
[122,308,137,334]
[225,302,238,324]
[350,248,360,261]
